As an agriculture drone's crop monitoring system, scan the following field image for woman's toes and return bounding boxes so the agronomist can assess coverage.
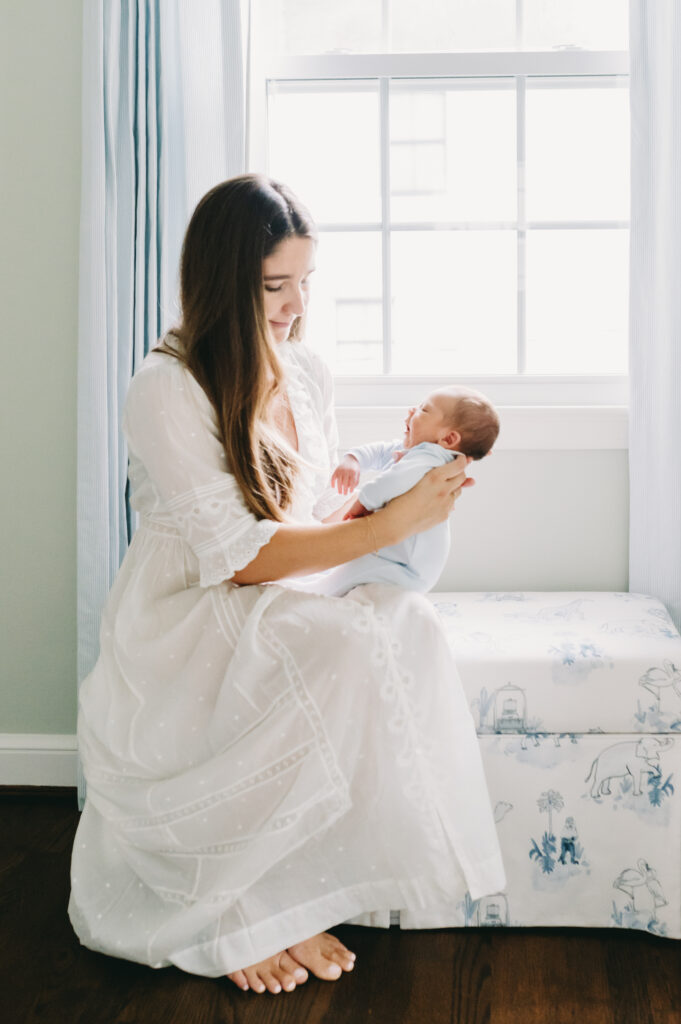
[308,958,341,980]
[244,969,267,994]
[272,961,298,993]
[227,969,249,991]
[260,970,284,994]
[325,937,356,970]
[288,933,355,981]
[279,950,309,985]
[329,948,354,971]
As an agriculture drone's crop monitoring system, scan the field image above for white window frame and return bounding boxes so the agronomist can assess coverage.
[247,42,630,448]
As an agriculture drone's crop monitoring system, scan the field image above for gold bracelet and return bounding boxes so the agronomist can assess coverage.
[365,514,379,554]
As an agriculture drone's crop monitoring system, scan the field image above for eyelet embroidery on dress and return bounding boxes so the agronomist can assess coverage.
[348,594,448,855]
[259,617,352,817]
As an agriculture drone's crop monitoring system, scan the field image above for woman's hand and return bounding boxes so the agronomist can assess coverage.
[376,454,474,545]
[331,455,360,495]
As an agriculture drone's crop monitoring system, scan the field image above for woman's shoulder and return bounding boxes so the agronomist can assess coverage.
[132,334,197,386]
[135,332,186,375]
[126,334,211,416]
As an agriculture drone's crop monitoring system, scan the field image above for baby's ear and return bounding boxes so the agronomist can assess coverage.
[442,429,461,450]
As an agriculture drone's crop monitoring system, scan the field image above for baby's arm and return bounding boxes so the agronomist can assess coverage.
[331,440,403,495]
[359,449,453,511]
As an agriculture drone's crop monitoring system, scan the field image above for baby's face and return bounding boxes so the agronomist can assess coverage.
[403,393,457,449]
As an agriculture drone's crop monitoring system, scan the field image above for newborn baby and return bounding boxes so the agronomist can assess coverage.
[293,385,499,597]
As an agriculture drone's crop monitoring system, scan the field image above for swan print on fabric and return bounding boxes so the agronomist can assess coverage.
[611,859,669,936]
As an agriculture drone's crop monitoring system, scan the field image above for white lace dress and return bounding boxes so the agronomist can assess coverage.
[68,336,505,976]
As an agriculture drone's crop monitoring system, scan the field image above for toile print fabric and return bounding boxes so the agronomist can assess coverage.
[68,336,505,976]
[407,592,681,938]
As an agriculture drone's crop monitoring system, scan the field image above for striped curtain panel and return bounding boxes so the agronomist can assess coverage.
[629,0,681,629]
[77,0,248,804]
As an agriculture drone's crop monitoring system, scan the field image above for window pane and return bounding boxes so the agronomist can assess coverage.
[390,82,516,223]
[522,0,628,51]
[391,142,447,195]
[261,0,382,55]
[391,231,517,374]
[268,84,381,223]
[305,232,383,375]
[261,0,627,55]
[390,0,515,52]
[526,83,629,222]
[525,230,628,374]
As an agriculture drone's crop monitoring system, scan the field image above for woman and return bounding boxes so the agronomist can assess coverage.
[69,175,505,995]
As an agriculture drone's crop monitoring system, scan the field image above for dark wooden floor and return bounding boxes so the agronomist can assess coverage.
[2,789,680,1024]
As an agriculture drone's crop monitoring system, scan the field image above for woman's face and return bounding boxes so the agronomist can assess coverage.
[262,236,316,343]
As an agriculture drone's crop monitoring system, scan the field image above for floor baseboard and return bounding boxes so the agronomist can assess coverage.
[0,734,77,786]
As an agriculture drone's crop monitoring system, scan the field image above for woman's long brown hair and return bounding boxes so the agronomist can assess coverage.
[158,174,316,521]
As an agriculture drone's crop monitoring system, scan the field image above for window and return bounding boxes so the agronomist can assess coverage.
[252,1,629,408]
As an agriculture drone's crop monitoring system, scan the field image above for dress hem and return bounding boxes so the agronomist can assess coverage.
[70,866,501,977]
[163,872,479,975]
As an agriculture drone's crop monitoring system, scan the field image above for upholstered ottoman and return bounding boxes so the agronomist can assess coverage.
[413,592,681,938]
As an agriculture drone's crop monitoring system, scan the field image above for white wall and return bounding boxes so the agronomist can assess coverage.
[0,0,629,747]
[433,448,628,592]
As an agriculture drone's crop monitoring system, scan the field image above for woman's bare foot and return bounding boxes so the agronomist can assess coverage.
[226,949,310,994]
[287,932,357,981]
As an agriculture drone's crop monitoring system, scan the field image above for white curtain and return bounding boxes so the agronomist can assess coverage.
[629,0,681,628]
[77,0,248,804]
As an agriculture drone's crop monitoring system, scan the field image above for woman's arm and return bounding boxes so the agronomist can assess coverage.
[231,455,472,584]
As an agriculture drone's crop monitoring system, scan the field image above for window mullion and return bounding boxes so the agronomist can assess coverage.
[380,76,392,374]
[517,74,527,375]
[382,0,392,52]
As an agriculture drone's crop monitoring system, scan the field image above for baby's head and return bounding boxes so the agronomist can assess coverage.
[403,386,499,460]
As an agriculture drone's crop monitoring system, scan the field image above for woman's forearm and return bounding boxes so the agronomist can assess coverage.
[232,456,471,585]
[230,510,397,585]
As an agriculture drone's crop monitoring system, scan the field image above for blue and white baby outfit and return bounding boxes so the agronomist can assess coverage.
[289,439,458,597]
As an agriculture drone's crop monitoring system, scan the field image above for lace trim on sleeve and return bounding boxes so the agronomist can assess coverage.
[164,480,279,587]
[198,519,280,588]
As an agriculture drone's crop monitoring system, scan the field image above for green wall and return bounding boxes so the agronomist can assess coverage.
[1,0,82,733]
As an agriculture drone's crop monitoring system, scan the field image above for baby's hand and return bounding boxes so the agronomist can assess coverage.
[331,454,360,495]
[343,498,369,520]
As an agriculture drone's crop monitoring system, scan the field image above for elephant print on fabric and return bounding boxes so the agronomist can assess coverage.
[585,737,674,798]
